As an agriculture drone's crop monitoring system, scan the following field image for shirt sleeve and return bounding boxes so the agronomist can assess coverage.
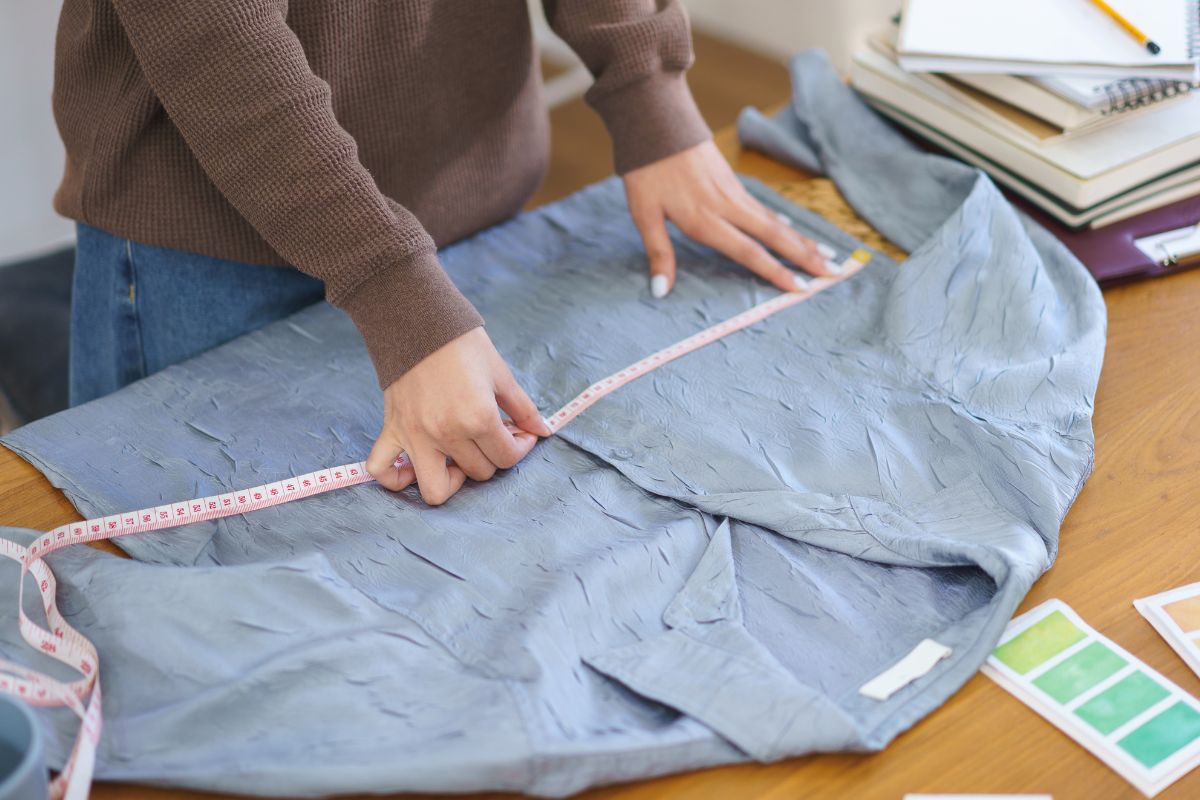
[110,0,483,389]
[542,0,713,174]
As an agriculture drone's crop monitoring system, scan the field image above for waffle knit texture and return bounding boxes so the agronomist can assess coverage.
[52,0,711,387]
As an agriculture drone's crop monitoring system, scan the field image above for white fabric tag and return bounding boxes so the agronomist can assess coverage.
[859,639,952,701]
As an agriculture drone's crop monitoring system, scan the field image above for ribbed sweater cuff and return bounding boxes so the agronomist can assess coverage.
[336,248,484,389]
[590,71,712,175]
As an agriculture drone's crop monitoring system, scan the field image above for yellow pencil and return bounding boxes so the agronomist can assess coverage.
[1088,0,1162,55]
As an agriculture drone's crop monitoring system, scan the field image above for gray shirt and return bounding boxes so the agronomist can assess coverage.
[1,50,1104,797]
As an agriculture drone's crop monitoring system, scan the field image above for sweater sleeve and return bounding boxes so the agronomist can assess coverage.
[110,0,483,389]
[542,0,712,174]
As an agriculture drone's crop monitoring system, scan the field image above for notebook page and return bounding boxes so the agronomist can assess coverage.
[900,0,1191,68]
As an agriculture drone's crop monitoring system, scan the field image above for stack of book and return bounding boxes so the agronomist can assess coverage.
[850,0,1200,282]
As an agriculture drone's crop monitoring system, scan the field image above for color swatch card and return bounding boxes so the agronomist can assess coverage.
[983,599,1200,797]
[1136,583,1200,679]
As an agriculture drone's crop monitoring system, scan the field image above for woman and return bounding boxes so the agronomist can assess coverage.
[53,0,830,505]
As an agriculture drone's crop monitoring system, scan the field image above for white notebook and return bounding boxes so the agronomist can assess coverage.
[953,73,1193,127]
[869,29,1189,136]
[898,0,1199,81]
[1036,74,1191,110]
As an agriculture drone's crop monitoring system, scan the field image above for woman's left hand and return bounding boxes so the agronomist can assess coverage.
[622,140,837,298]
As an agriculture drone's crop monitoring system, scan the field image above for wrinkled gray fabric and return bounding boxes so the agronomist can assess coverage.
[0,51,1104,796]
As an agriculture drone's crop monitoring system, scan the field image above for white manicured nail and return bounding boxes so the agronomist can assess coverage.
[793,273,811,291]
[650,274,669,299]
[816,242,837,259]
[825,258,844,275]
[775,212,793,227]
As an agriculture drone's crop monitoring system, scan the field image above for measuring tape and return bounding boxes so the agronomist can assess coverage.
[0,250,869,798]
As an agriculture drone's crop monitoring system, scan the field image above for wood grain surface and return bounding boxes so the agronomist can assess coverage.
[1,124,1198,800]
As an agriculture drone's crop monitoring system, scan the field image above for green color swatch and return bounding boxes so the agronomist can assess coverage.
[1119,702,1200,768]
[1033,641,1126,703]
[993,610,1086,674]
[1075,672,1170,734]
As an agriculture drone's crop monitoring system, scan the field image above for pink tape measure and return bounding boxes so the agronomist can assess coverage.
[0,249,870,798]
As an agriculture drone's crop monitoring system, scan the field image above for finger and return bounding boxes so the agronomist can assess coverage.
[366,427,417,491]
[445,464,468,501]
[631,205,677,299]
[409,440,466,506]
[727,197,836,277]
[686,216,806,293]
[495,366,551,437]
[443,439,497,482]
[775,210,840,264]
[476,416,539,471]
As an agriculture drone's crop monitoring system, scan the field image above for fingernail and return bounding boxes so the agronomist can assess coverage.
[793,273,811,291]
[816,242,837,259]
[775,212,793,227]
[650,274,669,299]
[825,258,844,275]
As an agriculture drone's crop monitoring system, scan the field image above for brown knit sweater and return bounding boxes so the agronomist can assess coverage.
[53,0,711,388]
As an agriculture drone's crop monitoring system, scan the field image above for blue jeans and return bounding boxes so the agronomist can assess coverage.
[69,224,325,406]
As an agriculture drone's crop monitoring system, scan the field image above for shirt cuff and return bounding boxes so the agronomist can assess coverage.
[335,247,484,389]
[589,70,712,175]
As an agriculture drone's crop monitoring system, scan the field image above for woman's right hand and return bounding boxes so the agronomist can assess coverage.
[366,327,551,505]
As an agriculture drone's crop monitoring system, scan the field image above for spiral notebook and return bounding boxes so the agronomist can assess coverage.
[954,73,1194,130]
[1038,75,1195,112]
[898,0,1200,82]
[869,29,1192,137]
[878,19,1193,132]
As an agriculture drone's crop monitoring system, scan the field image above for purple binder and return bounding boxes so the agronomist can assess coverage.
[1015,194,1200,286]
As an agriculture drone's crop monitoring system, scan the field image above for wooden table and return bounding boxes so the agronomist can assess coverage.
[3,125,1200,800]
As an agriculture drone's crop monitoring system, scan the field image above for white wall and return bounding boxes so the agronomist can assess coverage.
[0,2,72,266]
[685,0,899,69]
